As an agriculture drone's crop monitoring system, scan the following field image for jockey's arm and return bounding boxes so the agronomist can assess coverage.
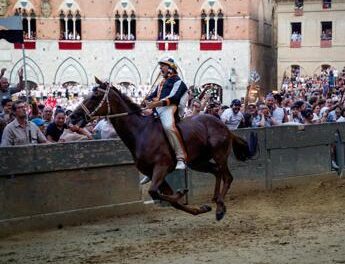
[146,85,158,102]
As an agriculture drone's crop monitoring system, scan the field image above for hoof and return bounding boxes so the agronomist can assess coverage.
[200,204,212,213]
[216,211,225,221]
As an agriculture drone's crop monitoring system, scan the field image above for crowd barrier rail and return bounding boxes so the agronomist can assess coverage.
[1,122,343,236]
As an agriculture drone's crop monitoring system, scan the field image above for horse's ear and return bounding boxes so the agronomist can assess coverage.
[95,76,102,85]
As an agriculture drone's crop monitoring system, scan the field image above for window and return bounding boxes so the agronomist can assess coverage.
[321,21,332,40]
[291,65,300,79]
[323,0,331,9]
[14,8,36,40]
[201,9,223,40]
[115,10,136,40]
[157,10,179,41]
[59,10,82,40]
[291,23,302,41]
[295,0,303,9]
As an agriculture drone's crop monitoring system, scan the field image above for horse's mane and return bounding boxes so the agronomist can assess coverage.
[112,85,142,112]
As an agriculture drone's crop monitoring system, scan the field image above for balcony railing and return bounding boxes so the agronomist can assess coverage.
[14,40,36,50]
[114,41,136,50]
[290,40,301,48]
[156,41,179,51]
[58,40,82,50]
[320,39,332,48]
[200,40,222,51]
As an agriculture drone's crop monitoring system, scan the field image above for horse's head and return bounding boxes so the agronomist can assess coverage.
[69,77,111,127]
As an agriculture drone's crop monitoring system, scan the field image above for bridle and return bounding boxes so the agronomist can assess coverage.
[79,83,144,121]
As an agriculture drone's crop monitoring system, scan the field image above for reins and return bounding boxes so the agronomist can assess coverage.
[80,83,146,121]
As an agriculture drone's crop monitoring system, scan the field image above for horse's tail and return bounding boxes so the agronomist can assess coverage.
[230,131,258,161]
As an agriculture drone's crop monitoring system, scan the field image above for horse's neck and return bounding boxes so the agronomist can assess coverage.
[110,104,145,156]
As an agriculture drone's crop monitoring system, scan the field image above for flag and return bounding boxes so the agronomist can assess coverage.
[0,16,23,44]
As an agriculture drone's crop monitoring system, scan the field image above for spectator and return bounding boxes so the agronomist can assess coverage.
[256,104,278,127]
[0,68,24,112]
[0,98,14,124]
[221,99,244,130]
[46,109,68,142]
[1,100,47,146]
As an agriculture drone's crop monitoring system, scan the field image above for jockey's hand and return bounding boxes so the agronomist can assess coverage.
[142,108,153,116]
[147,101,161,109]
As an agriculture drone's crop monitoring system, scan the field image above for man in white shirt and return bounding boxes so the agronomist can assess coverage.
[220,99,244,130]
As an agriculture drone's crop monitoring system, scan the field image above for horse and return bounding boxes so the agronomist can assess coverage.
[69,78,257,221]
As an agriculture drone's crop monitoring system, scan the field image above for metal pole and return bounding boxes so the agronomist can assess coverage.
[21,44,29,103]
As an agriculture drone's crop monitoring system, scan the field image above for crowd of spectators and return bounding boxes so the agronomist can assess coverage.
[291,31,302,42]
[201,29,223,41]
[157,32,180,41]
[59,32,81,41]
[115,33,136,41]
[321,30,332,41]
[2,65,345,159]
[23,31,36,40]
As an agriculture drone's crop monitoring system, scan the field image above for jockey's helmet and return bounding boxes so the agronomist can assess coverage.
[158,57,177,72]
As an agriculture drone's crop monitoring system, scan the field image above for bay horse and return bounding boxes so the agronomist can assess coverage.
[70,78,257,221]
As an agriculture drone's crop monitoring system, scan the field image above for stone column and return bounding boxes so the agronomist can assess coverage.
[27,18,31,39]
[206,17,210,40]
[73,17,76,40]
[127,18,131,38]
[163,16,166,40]
[170,19,174,37]
[120,18,123,40]
[214,17,218,38]
[64,18,68,39]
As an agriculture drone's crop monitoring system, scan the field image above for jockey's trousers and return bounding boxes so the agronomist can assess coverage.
[156,105,187,161]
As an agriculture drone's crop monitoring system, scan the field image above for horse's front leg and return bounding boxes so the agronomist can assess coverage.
[148,166,188,203]
[148,167,212,216]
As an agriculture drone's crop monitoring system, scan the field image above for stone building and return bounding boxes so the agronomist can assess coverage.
[276,0,345,86]
[0,0,274,105]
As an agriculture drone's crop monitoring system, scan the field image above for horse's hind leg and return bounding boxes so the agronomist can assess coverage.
[189,161,220,203]
[212,160,233,221]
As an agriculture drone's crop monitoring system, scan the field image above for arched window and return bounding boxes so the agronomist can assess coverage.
[157,9,179,41]
[59,9,82,40]
[115,10,136,40]
[14,7,36,40]
[58,0,82,41]
[291,65,300,79]
[201,9,223,40]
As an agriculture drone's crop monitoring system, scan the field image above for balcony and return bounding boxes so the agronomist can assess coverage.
[114,41,135,50]
[156,41,179,51]
[200,40,222,51]
[320,39,332,48]
[290,40,301,48]
[14,40,36,50]
[59,41,82,50]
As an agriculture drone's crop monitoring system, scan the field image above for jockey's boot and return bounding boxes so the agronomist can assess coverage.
[175,159,186,170]
[140,175,151,185]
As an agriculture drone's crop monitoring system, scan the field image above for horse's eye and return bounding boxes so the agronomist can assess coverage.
[92,86,98,93]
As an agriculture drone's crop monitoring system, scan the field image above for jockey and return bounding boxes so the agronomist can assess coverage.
[144,57,188,170]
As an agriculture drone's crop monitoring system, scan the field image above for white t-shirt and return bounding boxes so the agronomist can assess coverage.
[221,108,243,130]
[272,107,285,124]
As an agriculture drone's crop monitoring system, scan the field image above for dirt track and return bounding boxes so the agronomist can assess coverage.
[1,177,345,264]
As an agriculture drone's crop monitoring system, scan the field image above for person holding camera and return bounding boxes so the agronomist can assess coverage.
[255,104,278,127]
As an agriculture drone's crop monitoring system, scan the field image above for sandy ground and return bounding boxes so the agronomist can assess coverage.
[1,177,345,264]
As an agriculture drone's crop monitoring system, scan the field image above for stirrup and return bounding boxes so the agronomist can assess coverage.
[140,176,151,185]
